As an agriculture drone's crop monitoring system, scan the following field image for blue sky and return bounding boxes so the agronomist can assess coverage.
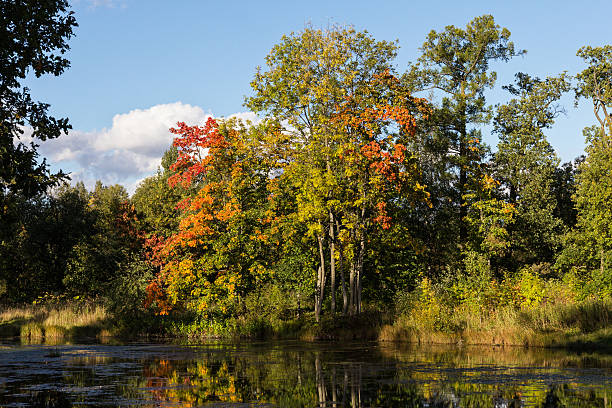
[25,0,612,192]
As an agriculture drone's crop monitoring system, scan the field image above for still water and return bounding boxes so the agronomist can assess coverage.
[0,340,610,407]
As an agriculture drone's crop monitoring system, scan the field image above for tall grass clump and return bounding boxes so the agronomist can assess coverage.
[20,322,44,340]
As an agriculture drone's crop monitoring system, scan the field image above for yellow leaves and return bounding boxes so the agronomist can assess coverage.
[178,259,194,277]
[481,173,499,190]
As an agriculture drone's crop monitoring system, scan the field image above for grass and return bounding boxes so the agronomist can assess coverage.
[2,295,610,352]
[380,298,612,351]
[0,301,112,343]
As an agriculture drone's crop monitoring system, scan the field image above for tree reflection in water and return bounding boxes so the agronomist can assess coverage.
[0,343,610,407]
[135,345,610,408]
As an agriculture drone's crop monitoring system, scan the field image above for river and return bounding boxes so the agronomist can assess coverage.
[0,340,610,407]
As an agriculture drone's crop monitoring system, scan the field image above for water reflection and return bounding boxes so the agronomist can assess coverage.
[0,341,610,407]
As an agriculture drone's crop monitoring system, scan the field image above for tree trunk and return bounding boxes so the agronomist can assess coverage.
[316,232,326,322]
[315,265,322,322]
[339,249,348,315]
[337,218,348,315]
[458,93,468,245]
[356,230,365,315]
[459,127,467,244]
[329,210,336,314]
[349,261,355,316]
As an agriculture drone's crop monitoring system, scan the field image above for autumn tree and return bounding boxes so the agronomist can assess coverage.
[149,118,273,318]
[404,15,524,248]
[247,26,401,318]
[247,26,429,318]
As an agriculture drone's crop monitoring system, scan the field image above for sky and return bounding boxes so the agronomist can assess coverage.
[23,0,612,193]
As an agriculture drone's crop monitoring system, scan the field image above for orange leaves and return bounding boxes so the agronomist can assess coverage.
[168,118,227,189]
[144,280,172,315]
[360,140,381,159]
[373,201,392,230]
[333,70,430,139]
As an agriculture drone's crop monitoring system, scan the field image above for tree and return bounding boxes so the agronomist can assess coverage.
[575,45,612,137]
[573,44,612,275]
[464,173,515,267]
[563,126,612,297]
[493,73,570,266]
[63,182,143,295]
[148,118,273,318]
[132,146,188,238]
[404,15,524,245]
[246,26,428,318]
[559,44,612,297]
[0,0,77,201]
[552,157,582,230]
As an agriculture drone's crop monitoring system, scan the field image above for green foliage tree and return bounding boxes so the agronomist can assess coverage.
[558,45,612,298]
[64,182,143,296]
[0,0,76,201]
[552,157,582,230]
[575,45,611,137]
[493,73,570,267]
[405,14,524,246]
[132,146,187,238]
[0,182,95,302]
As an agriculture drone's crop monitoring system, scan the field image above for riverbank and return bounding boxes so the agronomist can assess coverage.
[379,298,612,351]
[1,300,610,352]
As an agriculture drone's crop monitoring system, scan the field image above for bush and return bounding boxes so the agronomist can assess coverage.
[104,257,157,332]
[243,283,297,322]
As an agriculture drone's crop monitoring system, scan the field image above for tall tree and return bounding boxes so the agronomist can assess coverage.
[0,0,77,201]
[562,44,612,295]
[493,73,570,266]
[404,15,524,245]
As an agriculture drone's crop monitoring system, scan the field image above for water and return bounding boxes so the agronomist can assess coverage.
[0,340,610,407]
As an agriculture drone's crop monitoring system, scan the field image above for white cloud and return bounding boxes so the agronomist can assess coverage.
[93,102,211,154]
[226,111,260,124]
[36,102,259,194]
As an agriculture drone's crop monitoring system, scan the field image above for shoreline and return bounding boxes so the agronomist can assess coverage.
[2,308,610,353]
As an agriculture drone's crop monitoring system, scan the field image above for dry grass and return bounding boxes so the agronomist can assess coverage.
[380,298,612,350]
[42,304,107,329]
[20,322,44,339]
[0,302,110,342]
[0,306,39,323]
